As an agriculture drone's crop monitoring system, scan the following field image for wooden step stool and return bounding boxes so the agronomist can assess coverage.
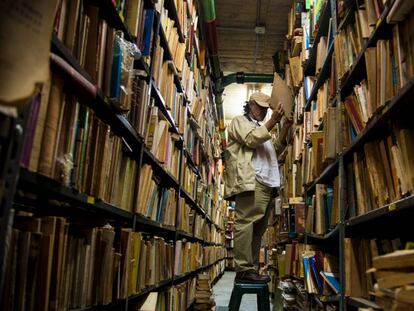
[228,282,271,311]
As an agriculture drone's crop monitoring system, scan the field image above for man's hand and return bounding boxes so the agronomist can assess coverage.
[265,103,284,131]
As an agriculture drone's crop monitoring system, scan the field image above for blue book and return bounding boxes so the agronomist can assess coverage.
[142,9,155,56]
[158,189,169,223]
[156,188,165,222]
[320,271,341,294]
[350,122,358,141]
[326,187,333,229]
[110,39,122,99]
[309,256,323,294]
[303,256,311,292]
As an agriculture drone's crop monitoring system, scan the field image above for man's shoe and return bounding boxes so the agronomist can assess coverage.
[235,270,270,284]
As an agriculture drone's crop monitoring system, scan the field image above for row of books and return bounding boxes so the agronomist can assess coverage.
[54,0,151,98]
[282,111,414,229]
[346,126,414,217]
[203,246,226,267]
[192,212,204,239]
[138,277,196,311]
[173,240,226,277]
[136,260,225,311]
[1,216,175,310]
[370,249,414,310]
[145,108,182,177]
[344,237,406,298]
[305,182,340,235]
[2,212,226,310]
[280,2,414,202]
[278,242,340,296]
[21,71,141,212]
[203,224,225,246]
[160,9,186,73]
[181,163,198,199]
[137,165,178,224]
[174,240,202,276]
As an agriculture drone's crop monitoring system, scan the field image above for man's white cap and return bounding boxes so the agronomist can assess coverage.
[250,92,270,108]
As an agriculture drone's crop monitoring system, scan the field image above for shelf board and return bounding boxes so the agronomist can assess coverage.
[183,148,201,176]
[173,258,226,285]
[150,83,180,135]
[346,195,414,238]
[17,169,133,223]
[193,235,205,244]
[85,0,133,42]
[69,298,126,311]
[135,213,176,236]
[180,188,198,208]
[304,0,332,76]
[337,3,357,33]
[126,278,174,306]
[305,157,340,193]
[177,230,195,241]
[164,0,185,43]
[347,297,382,310]
[85,0,154,79]
[134,58,150,77]
[275,235,305,246]
[305,43,334,111]
[158,22,185,93]
[142,147,180,189]
[306,224,340,243]
[339,3,393,100]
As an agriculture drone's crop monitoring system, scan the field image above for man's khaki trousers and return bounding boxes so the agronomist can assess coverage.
[234,181,273,272]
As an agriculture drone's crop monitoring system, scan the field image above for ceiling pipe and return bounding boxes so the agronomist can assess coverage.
[200,0,226,147]
[222,72,274,87]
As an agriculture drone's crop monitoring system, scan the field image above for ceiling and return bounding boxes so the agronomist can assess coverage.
[215,0,292,74]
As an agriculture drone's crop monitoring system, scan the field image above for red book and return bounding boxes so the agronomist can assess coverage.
[344,96,364,134]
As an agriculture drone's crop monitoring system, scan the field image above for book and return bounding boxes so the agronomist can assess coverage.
[320,272,341,294]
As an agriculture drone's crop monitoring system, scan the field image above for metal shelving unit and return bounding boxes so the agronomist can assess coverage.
[279,1,414,311]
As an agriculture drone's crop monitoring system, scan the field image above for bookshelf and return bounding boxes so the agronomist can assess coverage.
[0,0,226,310]
[272,0,414,310]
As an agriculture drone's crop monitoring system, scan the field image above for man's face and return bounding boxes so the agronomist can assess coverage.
[250,101,268,121]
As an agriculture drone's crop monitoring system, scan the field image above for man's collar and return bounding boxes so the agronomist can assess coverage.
[245,113,261,126]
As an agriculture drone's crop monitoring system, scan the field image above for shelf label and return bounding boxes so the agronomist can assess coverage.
[87,196,95,204]
[406,242,414,250]
[376,18,382,28]
[388,203,397,212]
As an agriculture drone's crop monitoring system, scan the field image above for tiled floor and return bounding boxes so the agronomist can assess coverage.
[213,271,277,311]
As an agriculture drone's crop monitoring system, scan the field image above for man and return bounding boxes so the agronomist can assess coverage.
[224,91,292,283]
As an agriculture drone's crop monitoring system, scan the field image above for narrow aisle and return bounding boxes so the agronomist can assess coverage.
[213,271,276,311]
